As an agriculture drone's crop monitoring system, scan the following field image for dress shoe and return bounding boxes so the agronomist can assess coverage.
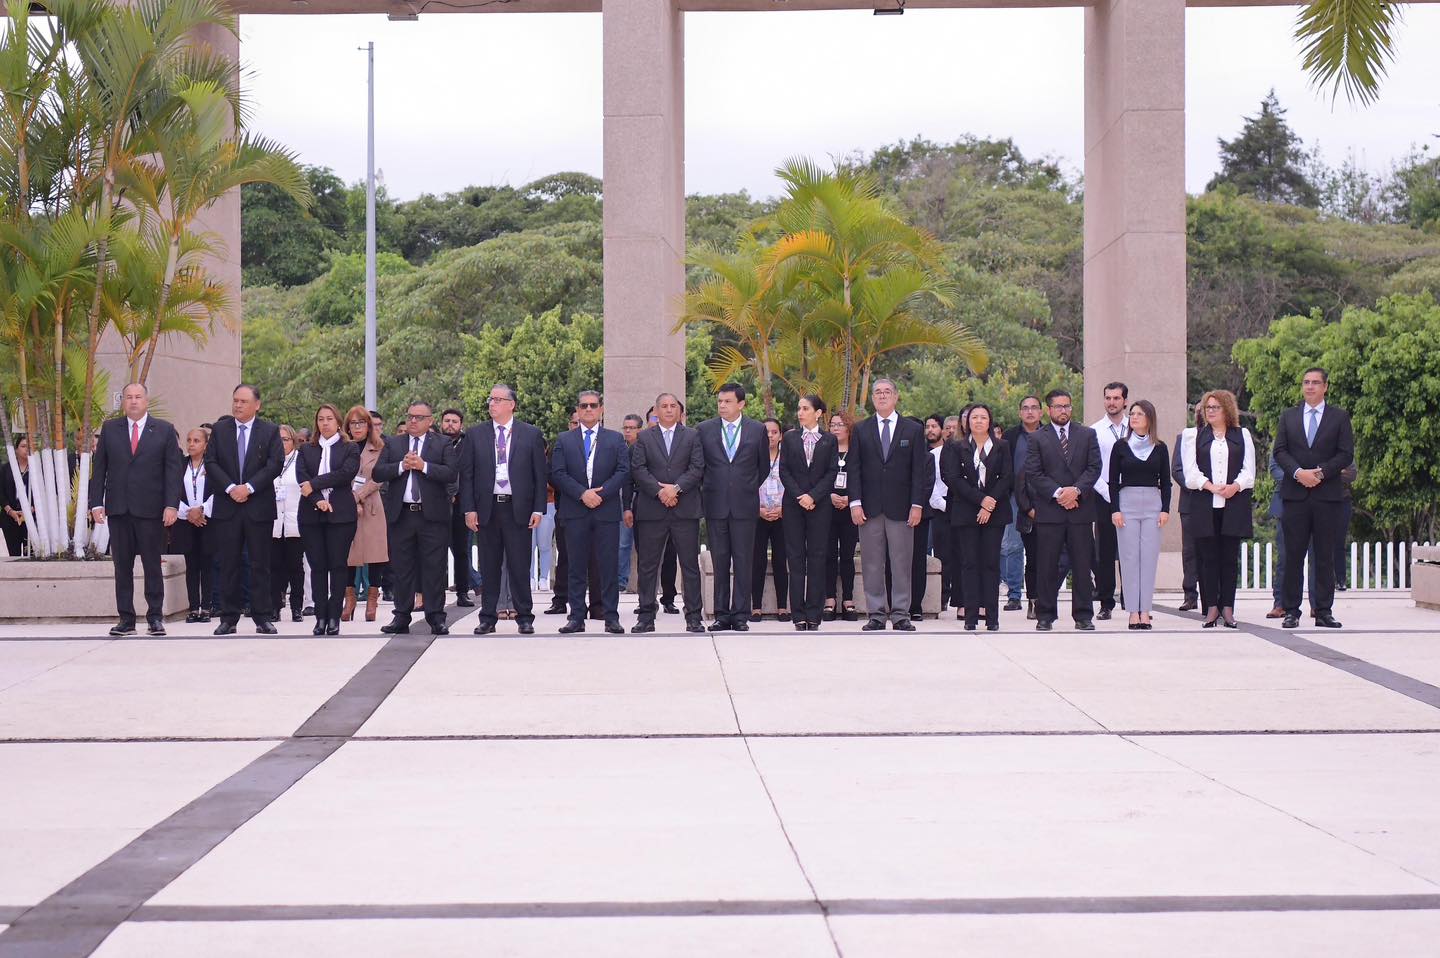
[861,620,886,632]
[473,622,497,635]
[380,620,410,635]
[1139,622,1152,630]
[109,620,137,637]
[1026,601,1037,621]
[708,621,731,632]
[302,605,315,617]
[213,620,237,636]
[686,620,706,634]
[631,621,656,634]
[543,602,568,615]
[841,606,858,622]
[312,620,327,636]
[558,620,586,634]
[1036,620,1053,631]
[1128,623,1141,631]
[893,620,917,632]
[661,603,680,615]
[822,607,837,621]
[430,623,450,636]
[1074,620,1095,631]
[1314,614,1343,629]
[987,622,1001,632]
[1096,608,1112,621]
[794,622,810,631]
[456,594,474,607]
[1223,618,1239,629]
[1281,615,1299,629]
[1202,618,1221,629]
[1335,582,1349,592]
[255,621,278,635]
[777,611,792,622]
[240,605,250,617]
[1004,600,1022,612]
[731,621,749,632]
[749,611,764,622]
[964,623,977,632]
[185,611,205,624]
[518,623,535,635]
[381,590,394,603]
[1179,598,1199,612]
[1265,606,1286,619]
[147,617,167,636]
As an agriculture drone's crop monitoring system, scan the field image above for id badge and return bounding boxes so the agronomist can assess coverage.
[276,486,287,503]
[834,473,847,490]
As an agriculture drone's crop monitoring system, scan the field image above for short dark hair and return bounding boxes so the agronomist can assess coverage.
[623,414,644,427]
[369,410,382,420]
[1019,394,1041,408]
[762,417,782,431]
[577,389,602,405]
[718,382,746,402]
[925,414,945,429]
[491,383,518,403]
[406,400,433,415]
[1045,389,1072,406]
[1103,381,1129,400]
[441,408,464,422]
[233,383,261,402]
[1303,366,1329,384]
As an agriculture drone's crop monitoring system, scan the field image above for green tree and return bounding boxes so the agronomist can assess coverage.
[461,308,605,438]
[242,165,348,287]
[1207,91,1320,207]
[1294,0,1403,105]
[305,251,414,327]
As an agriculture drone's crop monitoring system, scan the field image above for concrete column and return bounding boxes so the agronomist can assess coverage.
[1083,0,1187,568]
[601,0,687,426]
[95,22,242,434]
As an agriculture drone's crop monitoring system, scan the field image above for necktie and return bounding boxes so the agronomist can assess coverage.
[1060,425,1069,459]
[663,429,673,456]
[880,418,891,460]
[1111,423,1122,441]
[130,421,139,455]
[583,428,593,462]
[725,422,737,462]
[237,423,248,482]
[803,430,817,466]
[495,425,509,489]
[1306,408,1319,447]
[407,436,419,502]
[975,444,987,487]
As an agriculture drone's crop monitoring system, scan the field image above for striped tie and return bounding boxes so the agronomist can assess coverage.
[1060,425,1069,459]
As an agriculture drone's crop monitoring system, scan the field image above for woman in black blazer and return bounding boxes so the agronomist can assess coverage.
[941,404,1013,631]
[779,395,840,630]
[296,404,361,634]
[1181,389,1255,629]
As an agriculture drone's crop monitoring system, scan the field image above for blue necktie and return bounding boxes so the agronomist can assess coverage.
[725,422,737,462]
[1306,408,1319,447]
[583,429,593,461]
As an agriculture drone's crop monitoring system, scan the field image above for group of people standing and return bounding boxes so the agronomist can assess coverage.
[78,366,1353,637]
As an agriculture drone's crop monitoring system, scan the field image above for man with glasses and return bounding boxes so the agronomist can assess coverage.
[460,385,548,635]
[1024,389,1102,631]
[374,401,460,635]
[1008,395,1045,618]
[550,391,630,634]
[1272,367,1353,630]
[697,383,769,632]
[440,408,478,608]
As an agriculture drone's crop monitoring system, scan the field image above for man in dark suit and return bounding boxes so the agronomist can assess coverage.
[373,401,460,635]
[440,408,477,607]
[696,382,769,631]
[630,392,706,634]
[849,378,932,631]
[1024,388,1102,631]
[1272,367,1354,629]
[204,384,285,635]
[550,390,630,633]
[88,383,182,636]
[461,384,548,635]
[1011,396,1044,619]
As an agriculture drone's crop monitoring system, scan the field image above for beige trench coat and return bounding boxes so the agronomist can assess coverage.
[346,442,389,565]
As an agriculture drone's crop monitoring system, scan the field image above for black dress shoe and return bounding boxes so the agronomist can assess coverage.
[255,621,278,635]
[607,620,626,634]
[473,622,497,635]
[146,617,167,636]
[631,622,655,634]
[312,620,327,635]
[1026,601,1037,621]
[1074,620,1095,631]
[822,607,837,621]
[841,606,858,622]
[543,602,568,615]
[1281,615,1299,629]
[110,620,138,637]
[1036,620,1053,631]
[1178,598,1198,612]
[708,621,731,632]
[1314,614,1343,629]
[1222,617,1239,629]
[430,623,450,636]
[686,621,706,634]
[1004,600,1022,611]
[964,623,977,632]
[1140,622,1152,630]
[456,595,475,607]
[381,590,394,602]
[291,611,304,623]
[861,620,886,631]
[558,620,585,634]
[212,620,237,635]
[777,611,792,622]
[1096,609,1112,621]
[380,620,410,634]
[518,624,535,635]
[185,611,204,624]
[731,621,749,632]
[987,622,1000,631]
[302,606,315,616]
[749,611,764,622]
[1202,618,1220,629]
[893,620,917,632]
[661,603,680,615]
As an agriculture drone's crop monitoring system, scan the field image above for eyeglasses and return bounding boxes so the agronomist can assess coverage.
[346,420,368,427]
[1049,403,1072,411]
[488,396,514,404]
[1020,404,1041,412]
[577,402,599,410]
[406,413,431,421]
[1204,404,1222,412]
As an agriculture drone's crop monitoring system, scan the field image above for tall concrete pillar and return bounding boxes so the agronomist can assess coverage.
[601,0,687,425]
[95,22,242,434]
[1083,0,1188,562]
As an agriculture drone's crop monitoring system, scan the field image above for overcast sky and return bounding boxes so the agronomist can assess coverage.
[239,5,1440,201]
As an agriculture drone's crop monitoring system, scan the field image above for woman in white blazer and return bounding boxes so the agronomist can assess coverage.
[270,424,306,622]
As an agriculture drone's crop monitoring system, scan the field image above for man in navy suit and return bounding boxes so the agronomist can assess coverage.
[461,383,548,635]
[89,383,182,636]
[550,390,630,633]
[696,383,769,631]
[1024,389,1102,631]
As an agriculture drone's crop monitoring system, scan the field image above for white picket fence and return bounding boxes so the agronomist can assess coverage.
[1237,540,1432,592]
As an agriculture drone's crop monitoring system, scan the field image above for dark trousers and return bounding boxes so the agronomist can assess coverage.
[708,517,756,624]
[1021,527,1038,604]
[1307,498,1352,597]
[1281,497,1341,617]
[564,514,619,623]
[388,509,450,627]
[660,537,678,604]
[214,518,273,622]
[636,518,701,621]
[1180,518,1199,602]
[1197,508,1242,612]
[1035,521,1094,624]
[1093,496,1118,611]
[826,506,858,603]
[552,520,602,616]
[958,521,1007,628]
[180,528,213,612]
[752,516,788,611]
[269,535,305,617]
[478,504,536,627]
[301,521,355,621]
[783,504,830,624]
[108,513,165,621]
[908,516,931,617]
[450,511,476,596]
[933,519,956,608]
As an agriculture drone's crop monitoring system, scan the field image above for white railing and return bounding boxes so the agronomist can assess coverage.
[1238,540,1432,591]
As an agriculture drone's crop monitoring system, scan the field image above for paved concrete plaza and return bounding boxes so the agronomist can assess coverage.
[2,590,1438,956]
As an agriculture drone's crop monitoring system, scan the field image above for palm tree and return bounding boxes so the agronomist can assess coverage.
[1295,0,1403,106]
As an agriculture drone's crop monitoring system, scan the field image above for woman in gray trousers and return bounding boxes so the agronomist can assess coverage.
[1109,400,1172,629]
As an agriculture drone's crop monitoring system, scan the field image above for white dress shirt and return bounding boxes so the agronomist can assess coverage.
[1091,414,1126,504]
[1295,401,1327,478]
[226,415,258,495]
[928,445,947,511]
[850,413,900,511]
[492,420,513,494]
[178,460,213,518]
[1182,427,1256,509]
[404,433,428,503]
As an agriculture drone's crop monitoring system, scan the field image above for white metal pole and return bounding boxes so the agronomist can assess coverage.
[363,41,377,412]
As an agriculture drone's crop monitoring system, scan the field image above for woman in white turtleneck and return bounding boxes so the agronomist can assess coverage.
[296,404,360,635]
[1109,400,1172,630]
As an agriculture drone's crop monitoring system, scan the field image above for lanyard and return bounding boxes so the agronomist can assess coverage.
[189,463,205,503]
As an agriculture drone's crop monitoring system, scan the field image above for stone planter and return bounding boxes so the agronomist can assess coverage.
[1413,545,1440,612]
[699,548,943,620]
[0,555,189,623]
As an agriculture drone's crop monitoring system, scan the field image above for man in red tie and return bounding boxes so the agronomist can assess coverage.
[89,383,182,636]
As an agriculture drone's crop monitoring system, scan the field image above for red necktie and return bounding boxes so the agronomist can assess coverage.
[130,421,139,455]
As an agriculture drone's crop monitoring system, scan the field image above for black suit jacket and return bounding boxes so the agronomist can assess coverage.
[630,424,705,522]
[696,416,769,520]
[1273,403,1355,503]
[373,431,459,523]
[1024,422,1102,525]
[89,416,182,519]
[777,429,839,505]
[459,419,548,525]
[1172,431,1198,517]
[295,440,361,525]
[204,417,284,522]
[848,415,932,521]
[550,425,630,522]
[942,437,1014,527]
